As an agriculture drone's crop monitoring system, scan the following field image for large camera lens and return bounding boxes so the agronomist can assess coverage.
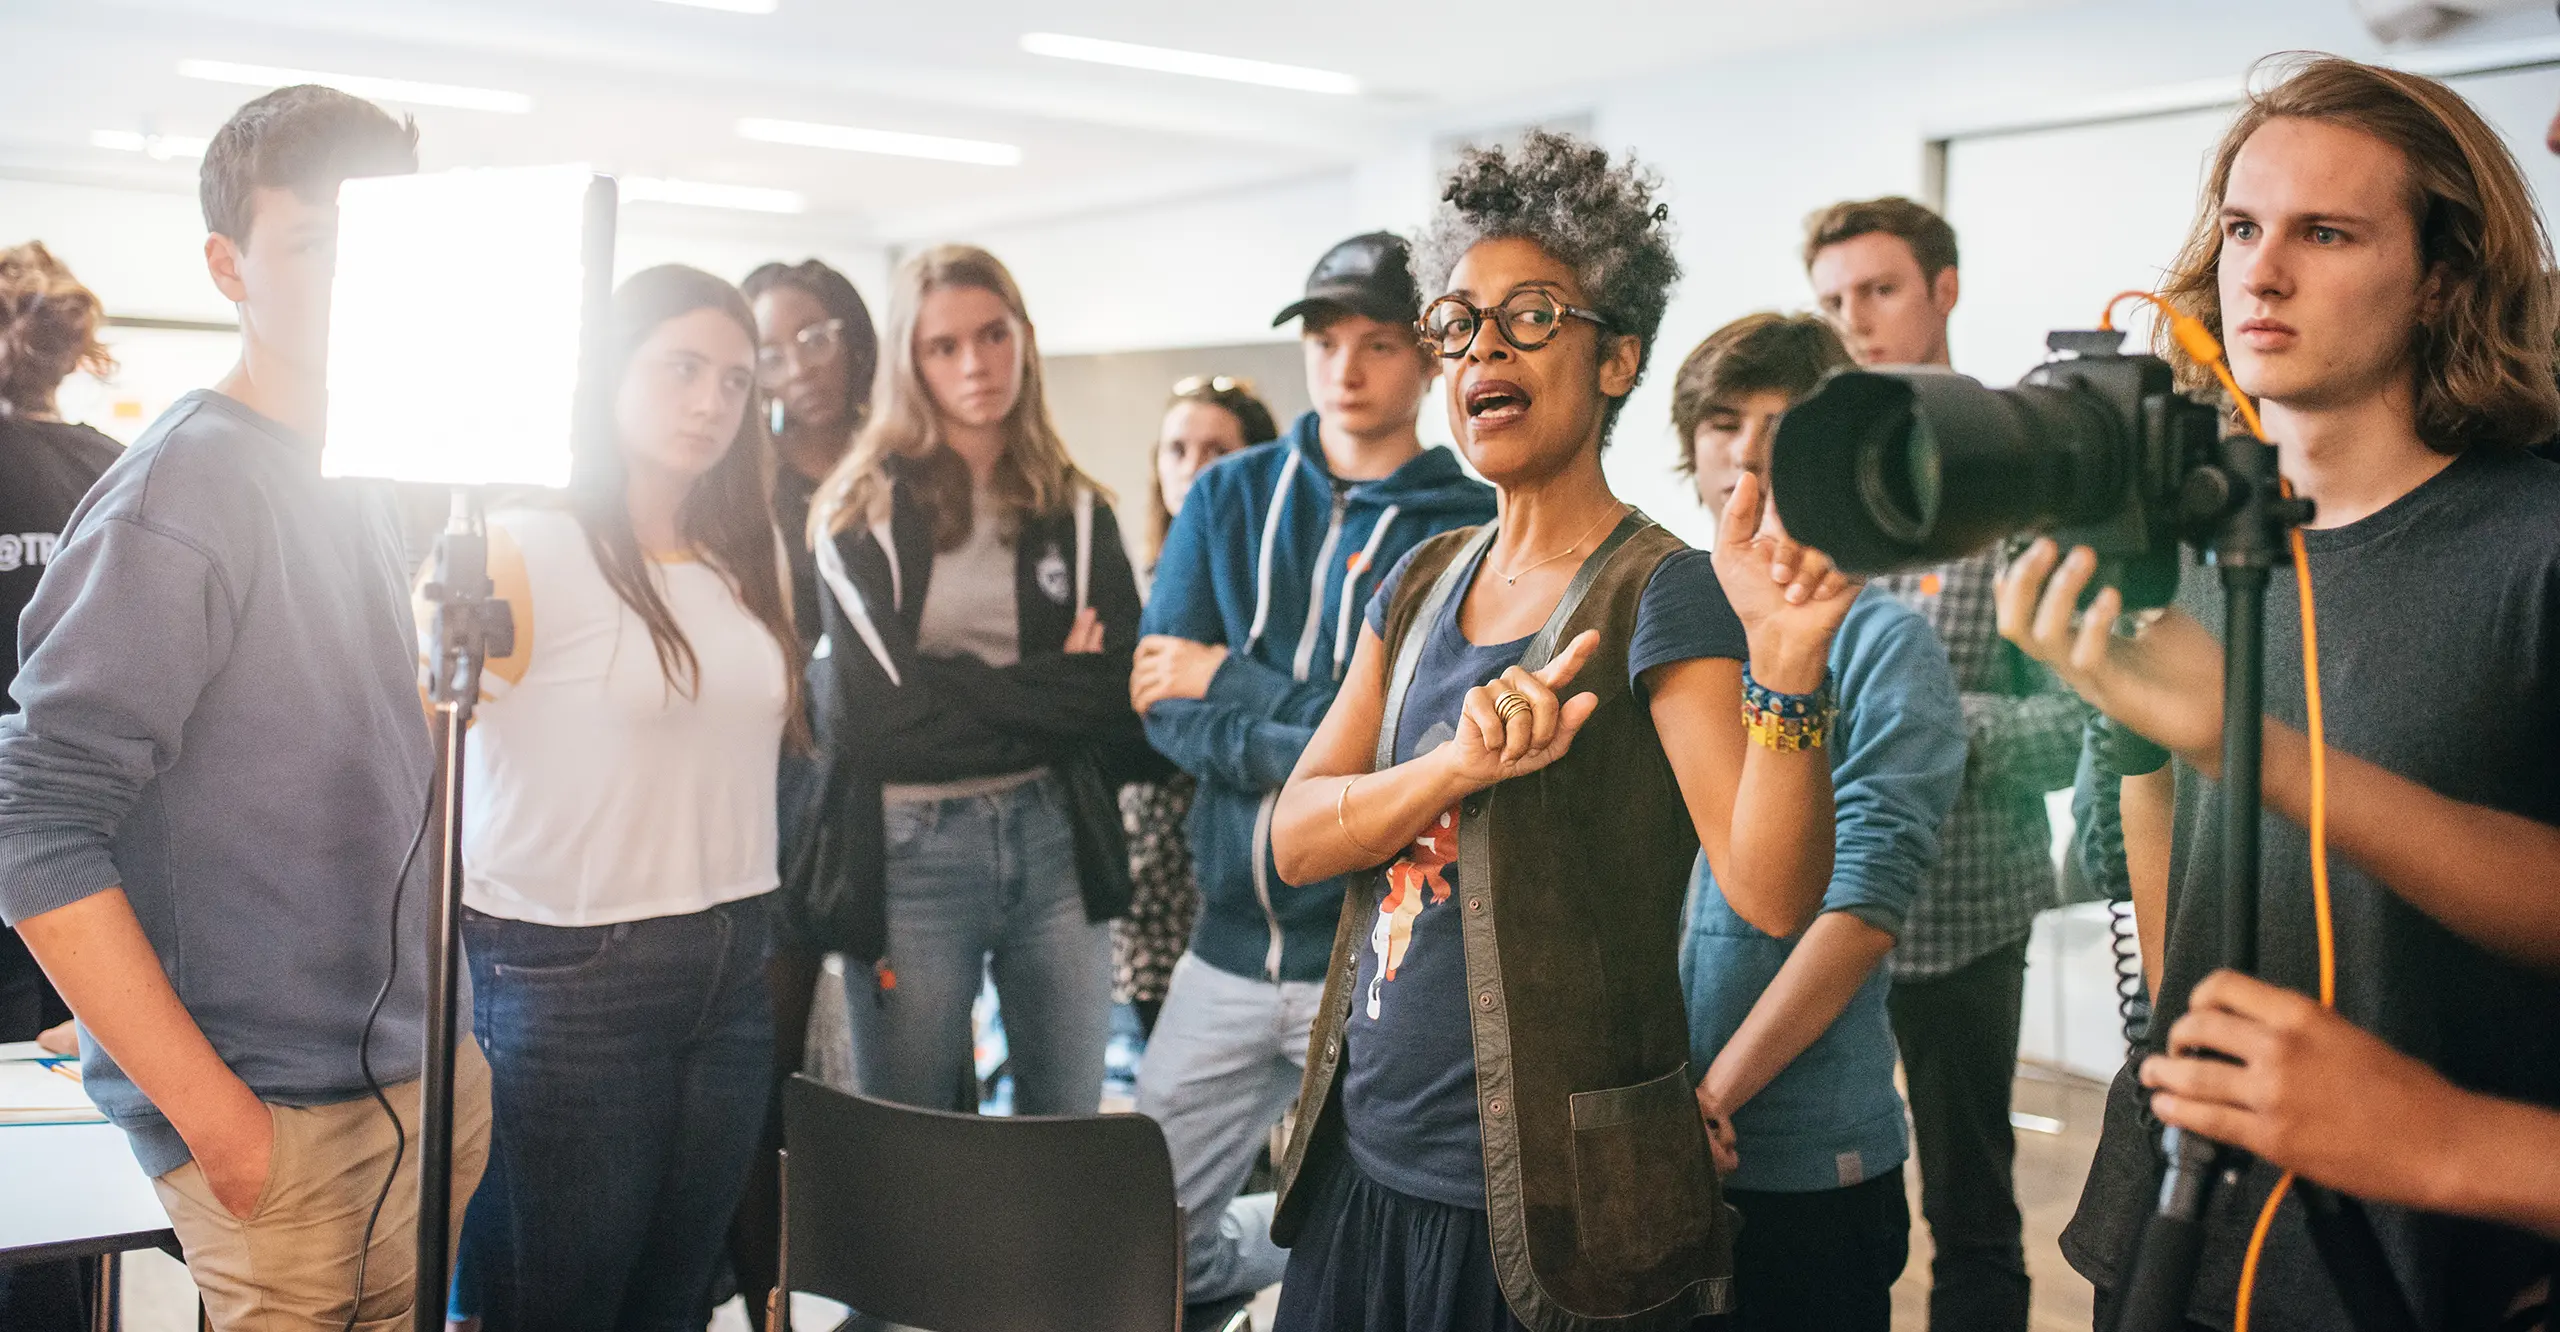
[1770,366,2136,574]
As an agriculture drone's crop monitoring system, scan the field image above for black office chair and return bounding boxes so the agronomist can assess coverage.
[776,1073,1219,1332]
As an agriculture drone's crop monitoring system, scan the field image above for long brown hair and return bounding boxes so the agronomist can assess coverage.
[579,264,806,747]
[813,244,1094,549]
[2158,54,2560,454]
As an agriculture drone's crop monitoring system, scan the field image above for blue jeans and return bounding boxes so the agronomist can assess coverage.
[455,894,775,1332]
[846,773,1112,1115]
[1136,951,1324,1302]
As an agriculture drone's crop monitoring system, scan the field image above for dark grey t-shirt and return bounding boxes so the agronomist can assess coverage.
[2062,447,2560,1329]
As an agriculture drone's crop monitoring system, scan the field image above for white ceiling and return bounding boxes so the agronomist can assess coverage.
[1,0,2058,243]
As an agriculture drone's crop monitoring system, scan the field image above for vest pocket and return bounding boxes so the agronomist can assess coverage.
[1565,1064,1713,1274]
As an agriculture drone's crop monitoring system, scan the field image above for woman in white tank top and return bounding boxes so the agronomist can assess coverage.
[441,265,803,1332]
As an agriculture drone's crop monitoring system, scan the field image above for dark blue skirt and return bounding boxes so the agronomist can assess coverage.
[1273,1160,1528,1332]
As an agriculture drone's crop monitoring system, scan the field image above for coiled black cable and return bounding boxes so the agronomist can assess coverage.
[2108,897,2151,1049]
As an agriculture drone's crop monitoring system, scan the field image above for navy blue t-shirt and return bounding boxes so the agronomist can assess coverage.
[1342,538,1746,1209]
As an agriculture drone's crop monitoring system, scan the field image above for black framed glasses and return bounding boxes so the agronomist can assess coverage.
[756,317,848,386]
[1421,289,1609,359]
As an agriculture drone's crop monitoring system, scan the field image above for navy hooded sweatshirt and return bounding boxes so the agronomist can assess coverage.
[1141,410,1495,984]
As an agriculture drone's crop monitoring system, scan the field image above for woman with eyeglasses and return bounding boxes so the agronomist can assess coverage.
[734,257,876,1328]
[442,265,802,1330]
[1118,376,1280,1038]
[1264,133,1859,1331]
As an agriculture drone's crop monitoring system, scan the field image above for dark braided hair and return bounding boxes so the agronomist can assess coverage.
[1417,129,1681,443]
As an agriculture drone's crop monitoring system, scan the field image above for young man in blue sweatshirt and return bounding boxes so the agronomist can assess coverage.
[1130,232,1495,1306]
[1674,313,1968,1331]
[0,87,489,1330]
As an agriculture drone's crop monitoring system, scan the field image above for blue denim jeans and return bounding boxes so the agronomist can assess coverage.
[845,773,1112,1116]
[1136,951,1325,1302]
[455,893,775,1332]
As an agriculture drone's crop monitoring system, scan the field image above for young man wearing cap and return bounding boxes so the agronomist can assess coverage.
[1803,196,2087,1332]
[1129,232,1495,1309]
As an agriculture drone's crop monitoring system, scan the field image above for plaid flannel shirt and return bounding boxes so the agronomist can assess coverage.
[1874,550,2088,978]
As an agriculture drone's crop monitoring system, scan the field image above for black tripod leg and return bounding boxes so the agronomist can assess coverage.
[2112,1127,2225,1332]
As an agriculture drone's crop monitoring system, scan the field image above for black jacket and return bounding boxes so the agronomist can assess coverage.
[788,466,1158,960]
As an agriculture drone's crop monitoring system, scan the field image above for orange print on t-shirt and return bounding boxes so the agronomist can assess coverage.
[1375,808,1458,982]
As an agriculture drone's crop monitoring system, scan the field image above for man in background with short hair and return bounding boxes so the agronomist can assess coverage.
[0,85,489,1331]
[1804,195,2086,1332]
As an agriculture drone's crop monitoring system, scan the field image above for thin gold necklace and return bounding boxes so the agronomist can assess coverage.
[1487,504,1624,586]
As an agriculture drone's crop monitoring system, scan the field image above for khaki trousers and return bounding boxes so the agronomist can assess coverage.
[152,1043,492,1332]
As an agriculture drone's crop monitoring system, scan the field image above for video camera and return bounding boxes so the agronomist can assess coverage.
[1768,329,2231,610]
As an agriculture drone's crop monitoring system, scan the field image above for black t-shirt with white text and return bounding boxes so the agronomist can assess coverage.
[1,416,118,711]
[0,414,117,1030]
[2063,446,2560,1330]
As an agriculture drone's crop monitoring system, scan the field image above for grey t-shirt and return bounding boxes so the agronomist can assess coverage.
[0,390,437,1176]
[2062,447,2560,1329]
[916,481,1021,668]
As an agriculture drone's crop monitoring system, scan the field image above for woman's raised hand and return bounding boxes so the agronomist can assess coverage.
[1443,630,1603,790]
[1710,472,1860,690]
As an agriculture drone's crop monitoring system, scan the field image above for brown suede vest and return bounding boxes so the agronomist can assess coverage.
[1272,514,1734,1331]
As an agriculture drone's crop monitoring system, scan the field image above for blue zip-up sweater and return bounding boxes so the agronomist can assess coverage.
[1681,587,1966,1193]
[1142,411,1494,984]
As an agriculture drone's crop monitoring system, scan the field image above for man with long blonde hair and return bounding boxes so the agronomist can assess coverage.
[1998,55,2560,1330]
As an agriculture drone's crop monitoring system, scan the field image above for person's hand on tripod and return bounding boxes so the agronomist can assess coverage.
[2142,968,2560,1241]
[1995,538,2226,769]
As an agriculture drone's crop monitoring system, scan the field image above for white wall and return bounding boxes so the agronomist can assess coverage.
[953,170,1364,357]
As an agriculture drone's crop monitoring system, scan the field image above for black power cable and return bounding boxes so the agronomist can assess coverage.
[343,765,439,1331]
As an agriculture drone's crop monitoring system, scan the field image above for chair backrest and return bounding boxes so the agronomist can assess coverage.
[781,1074,1182,1332]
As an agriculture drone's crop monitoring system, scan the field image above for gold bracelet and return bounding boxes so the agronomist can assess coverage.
[1337,774,1394,859]
[1740,698,1837,752]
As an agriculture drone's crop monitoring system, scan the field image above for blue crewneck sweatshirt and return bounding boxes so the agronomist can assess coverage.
[1681,586,1966,1193]
[1141,411,1495,984]
[0,390,437,1176]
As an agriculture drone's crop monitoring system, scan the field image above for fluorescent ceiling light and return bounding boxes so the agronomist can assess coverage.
[91,129,210,160]
[736,117,1020,167]
[654,0,778,10]
[620,176,804,214]
[1019,32,1359,96]
[178,59,534,114]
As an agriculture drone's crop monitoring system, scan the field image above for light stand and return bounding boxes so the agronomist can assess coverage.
[414,490,512,1332]
[318,162,613,1332]
[2109,434,2417,1332]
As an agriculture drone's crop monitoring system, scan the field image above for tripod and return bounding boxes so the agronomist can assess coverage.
[2108,434,2417,1332]
[413,490,511,1332]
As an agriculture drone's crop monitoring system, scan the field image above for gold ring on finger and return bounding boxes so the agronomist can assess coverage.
[1494,691,1533,720]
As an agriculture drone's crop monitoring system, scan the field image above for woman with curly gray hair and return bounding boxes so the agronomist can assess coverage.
[1265,131,1862,1331]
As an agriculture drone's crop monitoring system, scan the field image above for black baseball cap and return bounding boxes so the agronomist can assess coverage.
[1272,231,1421,328]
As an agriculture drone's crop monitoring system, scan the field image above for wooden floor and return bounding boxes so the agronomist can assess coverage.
[1892,1064,2104,1332]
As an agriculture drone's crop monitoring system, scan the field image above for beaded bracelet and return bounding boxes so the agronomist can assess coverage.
[1740,668,1838,753]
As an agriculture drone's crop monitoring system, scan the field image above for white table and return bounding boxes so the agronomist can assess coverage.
[0,1121,179,1331]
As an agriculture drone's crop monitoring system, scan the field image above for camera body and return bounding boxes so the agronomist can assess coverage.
[1770,329,2224,611]
[2016,332,2224,609]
